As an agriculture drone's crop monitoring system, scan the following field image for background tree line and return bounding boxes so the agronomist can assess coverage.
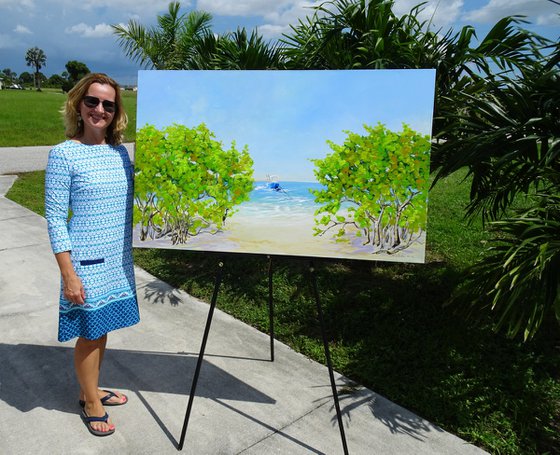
[114,0,559,341]
[1,51,91,92]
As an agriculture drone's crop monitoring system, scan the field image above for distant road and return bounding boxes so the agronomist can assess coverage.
[0,143,135,174]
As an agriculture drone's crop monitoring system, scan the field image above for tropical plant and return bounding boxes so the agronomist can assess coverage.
[25,46,47,90]
[65,60,90,81]
[435,41,560,339]
[46,74,65,89]
[112,1,214,70]
[282,0,559,338]
[113,1,282,71]
[311,123,430,254]
[19,71,33,85]
[460,191,560,340]
[434,41,559,222]
[209,28,285,70]
[62,60,90,92]
[282,0,411,69]
[1,68,17,84]
[134,123,254,244]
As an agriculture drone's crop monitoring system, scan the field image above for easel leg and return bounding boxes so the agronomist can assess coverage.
[177,260,224,451]
[268,255,275,362]
[309,261,349,455]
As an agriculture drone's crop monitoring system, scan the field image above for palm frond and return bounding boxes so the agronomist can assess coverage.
[112,3,215,70]
[456,191,560,340]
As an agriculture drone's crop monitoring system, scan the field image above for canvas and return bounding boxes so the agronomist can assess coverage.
[133,69,436,263]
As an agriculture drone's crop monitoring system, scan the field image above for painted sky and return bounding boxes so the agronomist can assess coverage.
[1,1,558,86]
[137,69,436,181]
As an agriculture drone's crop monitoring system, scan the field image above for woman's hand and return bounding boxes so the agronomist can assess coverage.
[63,273,86,305]
[54,251,86,305]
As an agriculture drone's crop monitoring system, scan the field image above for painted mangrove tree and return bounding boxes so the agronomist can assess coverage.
[134,123,254,244]
[311,123,430,254]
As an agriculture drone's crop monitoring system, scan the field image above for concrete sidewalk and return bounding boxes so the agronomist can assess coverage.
[0,170,486,454]
[0,143,134,174]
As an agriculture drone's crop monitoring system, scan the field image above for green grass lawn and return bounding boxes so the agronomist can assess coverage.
[0,88,137,146]
[6,169,559,455]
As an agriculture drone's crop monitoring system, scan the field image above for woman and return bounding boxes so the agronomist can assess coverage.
[45,73,140,436]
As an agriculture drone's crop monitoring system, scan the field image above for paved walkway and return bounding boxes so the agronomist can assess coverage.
[0,148,486,454]
[0,143,134,174]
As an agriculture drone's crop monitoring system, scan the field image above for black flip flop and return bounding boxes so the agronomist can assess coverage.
[81,410,115,437]
[79,389,128,408]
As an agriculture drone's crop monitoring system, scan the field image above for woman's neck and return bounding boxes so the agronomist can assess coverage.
[74,130,107,145]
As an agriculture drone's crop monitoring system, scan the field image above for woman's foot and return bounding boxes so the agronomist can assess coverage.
[79,389,128,407]
[82,401,115,435]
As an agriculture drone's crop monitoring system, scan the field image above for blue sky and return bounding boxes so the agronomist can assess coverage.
[0,0,558,86]
[137,69,436,181]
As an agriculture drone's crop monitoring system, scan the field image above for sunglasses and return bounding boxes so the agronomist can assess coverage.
[82,95,117,113]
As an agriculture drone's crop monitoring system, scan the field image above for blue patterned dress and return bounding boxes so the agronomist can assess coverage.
[45,140,140,342]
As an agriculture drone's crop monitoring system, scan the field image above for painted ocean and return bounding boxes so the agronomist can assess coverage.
[233,181,323,220]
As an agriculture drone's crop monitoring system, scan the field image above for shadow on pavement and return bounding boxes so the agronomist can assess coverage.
[0,342,276,447]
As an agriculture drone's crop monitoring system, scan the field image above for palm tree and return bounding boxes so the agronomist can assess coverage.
[460,190,560,340]
[435,41,560,339]
[282,0,406,70]
[25,47,47,91]
[210,28,285,70]
[434,40,558,221]
[112,1,213,70]
[113,2,286,71]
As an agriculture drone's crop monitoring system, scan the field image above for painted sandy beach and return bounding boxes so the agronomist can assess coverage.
[133,181,426,263]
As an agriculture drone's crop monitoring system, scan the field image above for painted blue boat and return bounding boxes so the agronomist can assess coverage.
[266,174,283,192]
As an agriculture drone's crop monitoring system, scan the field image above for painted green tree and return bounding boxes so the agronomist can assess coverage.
[134,123,254,244]
[311,123,430,254]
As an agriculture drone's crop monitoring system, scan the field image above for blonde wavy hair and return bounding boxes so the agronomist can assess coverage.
[63,73,128,145]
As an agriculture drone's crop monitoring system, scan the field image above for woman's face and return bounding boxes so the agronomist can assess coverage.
[79,82,117,135]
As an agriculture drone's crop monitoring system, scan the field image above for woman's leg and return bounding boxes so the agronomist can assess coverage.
[75,335,114,433]
[78,334,106,401]
[78,334,126,405]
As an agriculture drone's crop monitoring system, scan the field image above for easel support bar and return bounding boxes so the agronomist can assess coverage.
[268,255,275,362]
[177,260,224,450]
[309,261,349,455]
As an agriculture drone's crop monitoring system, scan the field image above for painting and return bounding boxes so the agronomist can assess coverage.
[133,69,436,263]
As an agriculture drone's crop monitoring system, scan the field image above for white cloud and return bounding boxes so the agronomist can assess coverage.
[534,12,560,26]
[197,0,294,17]
[196,1,322,38]
[14,25,32,34]
[464,0,560,25]
[65,22,114,38]
[197,0,322,22]
[262,1,321,25]
[393,0,464,30]
[257,23,290,39]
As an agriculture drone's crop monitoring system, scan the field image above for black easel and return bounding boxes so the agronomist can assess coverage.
[268,256,275,362]
[177,257,349,454]
[177,260,223,450]
[309,260,349,455]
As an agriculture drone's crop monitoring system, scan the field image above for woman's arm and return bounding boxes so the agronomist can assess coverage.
[45,146,85,305]
[54,251,85,305]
